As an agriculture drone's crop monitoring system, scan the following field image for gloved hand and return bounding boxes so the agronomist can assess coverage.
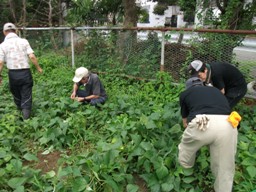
[228,111,241,128]
[195,115,209,131]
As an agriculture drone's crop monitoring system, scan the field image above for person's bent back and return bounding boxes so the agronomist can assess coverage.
[180,85,231,125]
[178,77,237,192]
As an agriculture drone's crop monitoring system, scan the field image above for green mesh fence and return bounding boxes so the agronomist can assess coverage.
[19,27,256,97]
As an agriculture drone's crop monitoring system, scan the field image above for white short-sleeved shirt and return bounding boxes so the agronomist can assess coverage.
[0,32,34,69]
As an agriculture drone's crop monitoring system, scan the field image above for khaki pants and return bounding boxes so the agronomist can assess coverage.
[178,115,238,192]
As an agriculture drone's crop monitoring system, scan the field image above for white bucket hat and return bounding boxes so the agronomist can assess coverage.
[72,67,89,83]
[3,23,16,32]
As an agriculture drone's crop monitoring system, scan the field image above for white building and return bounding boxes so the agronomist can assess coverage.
[136,0,255,29]
[136,0,187,28]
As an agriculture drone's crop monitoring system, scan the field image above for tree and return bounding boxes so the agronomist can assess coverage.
[152,0,179,15]
[95,0,123,26]
[0,0,67,27]
[178,0,196,23]
[179,0,256,30]
[0,0,24,25]
[123,0,137,27]
[118,0,138,64]
[152,0,256,30]
[66,0,124,26]
[179,0,256,62]
[138,9,149,23]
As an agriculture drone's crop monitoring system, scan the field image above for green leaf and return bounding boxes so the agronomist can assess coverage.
[143,149,155,159]
[183,168,194,176]
[57,166,73,179]
[8,125,16,134]
[104,178,120,191]
[141,173,158,187]
[150,112,161,120]
[126,184,139,192]
[45,170,56,178]
[4,154,12,163]
[103,149,119,165]
[170,124,181,134]
[8,177,27,189]
[182,176,196,184]
[129,147,143,157]
[30,118,39,129]
[14,186,25,192]
[130,134,142,146]
[145,120,157,129]
[72,166,82,177]
[0,168,5,177]
[0,149,7,158]
[174,166,184,177]
[92,171,101,181]
[23,153,38,162]
[72,177,87,191]
[143,159,151,173]
[140,115,157,129]
[162,110,173,120]
[246,166,256,178]
[140,142,152,151]
[239,141,248,150]
[156,165,169,180]
[39,137,49,144]
[11,159,23,173]
[241,157,255,166]
[150,183,161,192]
[69,101,81,108]
[161,183,174,192]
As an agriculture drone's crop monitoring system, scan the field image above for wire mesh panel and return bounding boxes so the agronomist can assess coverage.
[163,31,256,82]
[19,29,73,68]
[17,27,256,85]
[71,29,162,79]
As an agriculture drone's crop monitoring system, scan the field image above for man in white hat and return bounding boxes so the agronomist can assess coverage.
[179,77,238,192]
[0,22,43,120]
[70,67,107,105]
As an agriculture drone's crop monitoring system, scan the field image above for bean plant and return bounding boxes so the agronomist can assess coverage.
[0,54,255,192]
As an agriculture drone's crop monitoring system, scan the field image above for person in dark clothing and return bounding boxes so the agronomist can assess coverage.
[70,67,107,105]
[178,77,238,192]
[188,60,247,109]
[180,77,231,127]
[0,23,43,120]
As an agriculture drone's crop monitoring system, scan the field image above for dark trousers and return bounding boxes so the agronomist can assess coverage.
[76,90,107,105]
[226,85,247,109]
[8,69,33,110]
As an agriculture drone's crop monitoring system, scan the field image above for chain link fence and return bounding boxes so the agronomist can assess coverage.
[18,27,256,97]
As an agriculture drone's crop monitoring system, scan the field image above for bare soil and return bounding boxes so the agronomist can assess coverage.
[243,98,256,106]
[23,151,62,174]
[34,151,62,173]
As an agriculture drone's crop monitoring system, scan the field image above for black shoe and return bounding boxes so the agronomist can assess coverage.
[22,109,31,120]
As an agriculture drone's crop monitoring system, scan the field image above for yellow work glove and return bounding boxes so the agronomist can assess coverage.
[228,111,242,128]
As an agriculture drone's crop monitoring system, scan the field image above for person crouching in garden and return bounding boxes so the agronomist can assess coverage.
[178,77,238,192]
[70,67,107,105]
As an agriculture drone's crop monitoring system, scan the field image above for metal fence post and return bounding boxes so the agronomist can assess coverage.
[71,28,75,68]
[160,31,165,71]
